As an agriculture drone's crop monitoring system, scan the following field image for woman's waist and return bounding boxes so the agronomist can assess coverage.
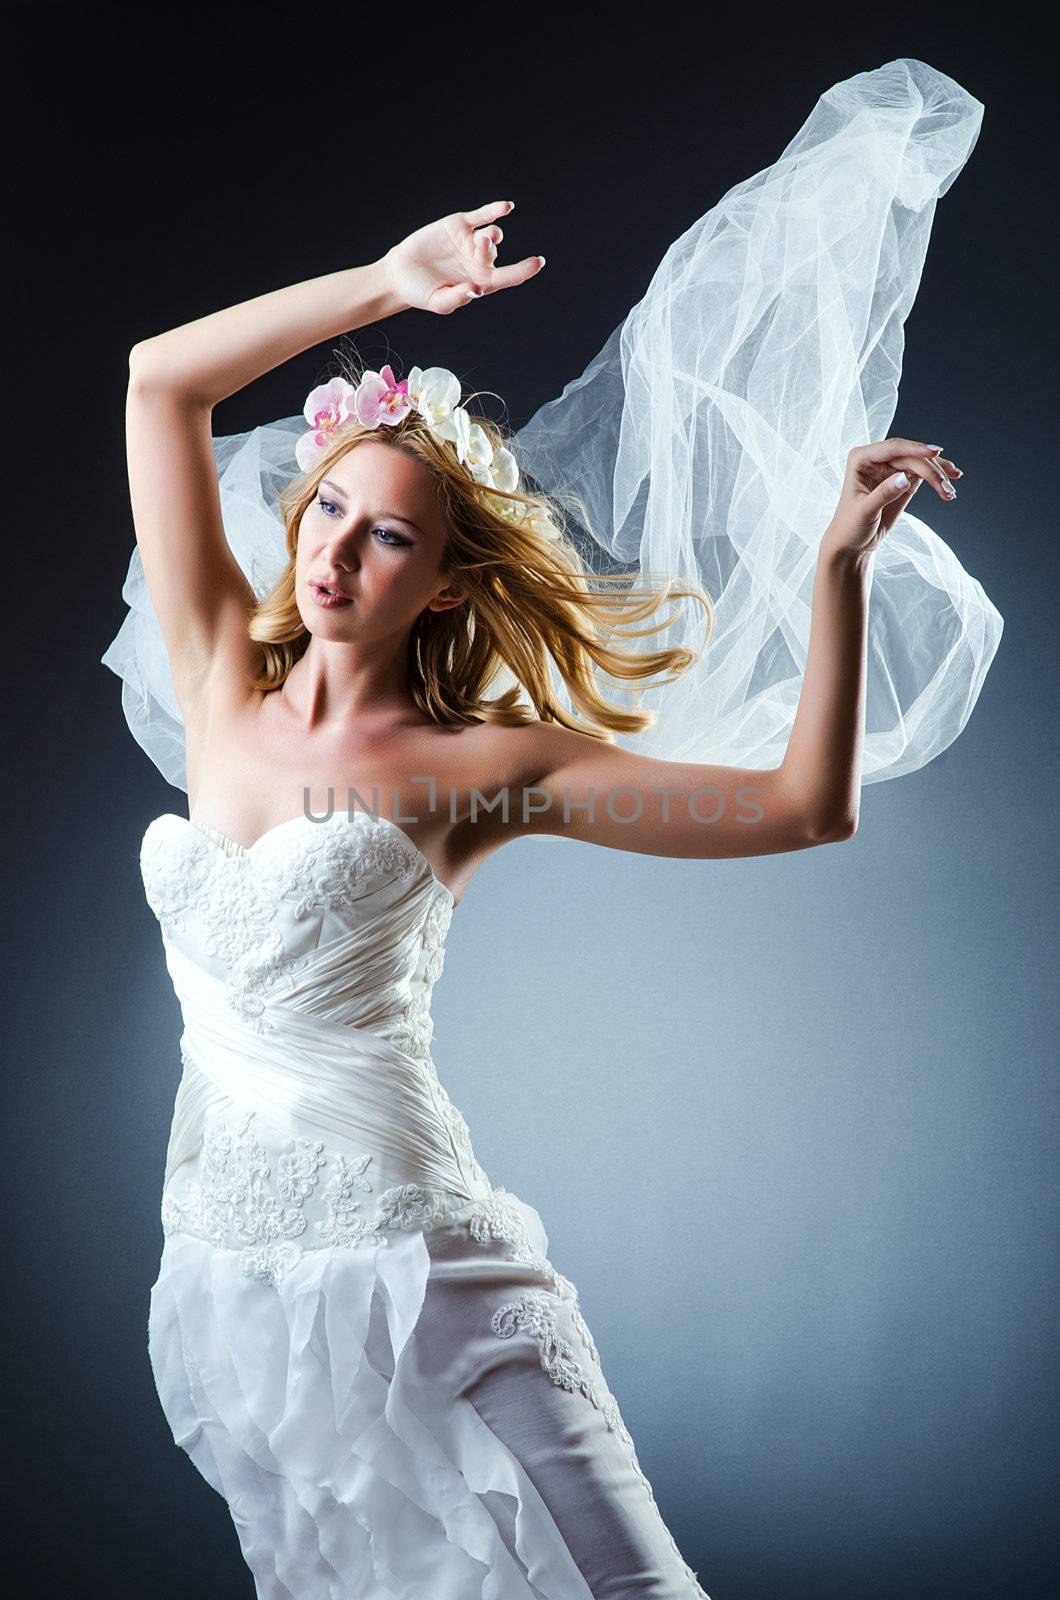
[165,1041,493,1227]
[176,978,482,1163]
[159,1088,510,1292]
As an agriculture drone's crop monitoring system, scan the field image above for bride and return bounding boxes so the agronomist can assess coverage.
[108,62,998,1600]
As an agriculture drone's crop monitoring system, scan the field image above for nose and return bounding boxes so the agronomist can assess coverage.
[324,533,359,571]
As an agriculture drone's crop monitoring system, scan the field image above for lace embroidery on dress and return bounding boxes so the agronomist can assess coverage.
[201,858,313,1030]
[474,1195,627,1433]
[376,1184,456,1231]
[162,1109,488,1285]
[293,817,422,919]
[141,827,314,1032]
[141,826,216,928]
[468,1192,598,1358]
[315,1153,387,1248]
[162,1108,389,1287]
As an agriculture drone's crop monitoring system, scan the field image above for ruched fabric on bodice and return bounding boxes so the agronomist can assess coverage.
[140,809,494,1286]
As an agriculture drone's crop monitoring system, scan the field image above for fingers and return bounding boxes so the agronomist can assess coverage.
[482,256,547,292]
[474,228,499,265]
[857,438,943,461]
[465,225,545,295]
[431,283,479,315]
[463,199,515,226]
[853,439,963,499]
[461,197,544,288]
[898,453,958,499]
[456,201,547,299]
[866,469,920,513]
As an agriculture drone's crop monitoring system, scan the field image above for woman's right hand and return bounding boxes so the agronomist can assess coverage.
[822,438,962,560]
[382,200,545,315]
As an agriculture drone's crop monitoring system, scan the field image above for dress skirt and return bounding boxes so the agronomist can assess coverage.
[149,1184,711,1599]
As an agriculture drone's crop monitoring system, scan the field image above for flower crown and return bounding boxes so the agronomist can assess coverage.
[295,364,557,537]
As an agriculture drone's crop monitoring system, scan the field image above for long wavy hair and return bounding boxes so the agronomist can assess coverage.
[247,353,714,742]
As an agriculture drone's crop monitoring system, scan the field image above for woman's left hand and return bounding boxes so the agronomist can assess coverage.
[824,437,963,557]
[383,200,545,316]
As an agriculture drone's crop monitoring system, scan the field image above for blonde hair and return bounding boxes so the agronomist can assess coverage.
[247,352,714,742]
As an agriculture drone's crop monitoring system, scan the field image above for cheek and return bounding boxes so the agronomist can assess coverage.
[295,525,325,578]
[375,567,420,607]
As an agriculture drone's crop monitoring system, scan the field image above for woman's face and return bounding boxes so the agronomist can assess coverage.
[295,440,466,641]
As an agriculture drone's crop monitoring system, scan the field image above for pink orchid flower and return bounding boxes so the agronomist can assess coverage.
[295,378,357,471]
[354,364,413,429]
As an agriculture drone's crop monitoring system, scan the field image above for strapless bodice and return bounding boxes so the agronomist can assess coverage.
[139,811,496,1289]
[141,810,456,1045]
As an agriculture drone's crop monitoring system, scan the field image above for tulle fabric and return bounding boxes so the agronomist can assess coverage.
[514,57,1002,779]
[101,57,1002,797]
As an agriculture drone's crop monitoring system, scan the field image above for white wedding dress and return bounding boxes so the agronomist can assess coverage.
[141,806,711,1598]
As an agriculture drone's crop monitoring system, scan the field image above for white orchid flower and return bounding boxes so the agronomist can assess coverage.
[412,366,461,430]
[526,510,561,540]
[464,423,497,484]
[487,446,520,494]
[439,405,473,465]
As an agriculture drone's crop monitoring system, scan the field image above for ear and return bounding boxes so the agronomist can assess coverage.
[426,583,469,615]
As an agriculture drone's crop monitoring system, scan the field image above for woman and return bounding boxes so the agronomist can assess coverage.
[106,62,998,1600]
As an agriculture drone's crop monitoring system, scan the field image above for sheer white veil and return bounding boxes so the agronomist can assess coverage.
[102,57,1002,795]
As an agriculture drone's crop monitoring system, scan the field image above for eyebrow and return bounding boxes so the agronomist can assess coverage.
[318,480,424,536]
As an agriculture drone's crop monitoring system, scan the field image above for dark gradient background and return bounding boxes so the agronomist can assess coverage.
[8,8,1056,1598]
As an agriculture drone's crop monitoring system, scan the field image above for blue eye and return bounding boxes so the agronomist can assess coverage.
[317,498,409,546]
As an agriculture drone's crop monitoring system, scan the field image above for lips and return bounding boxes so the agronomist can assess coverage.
[310,580,353,608]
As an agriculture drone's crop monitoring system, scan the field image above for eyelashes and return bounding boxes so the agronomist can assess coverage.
[317,497,410,547]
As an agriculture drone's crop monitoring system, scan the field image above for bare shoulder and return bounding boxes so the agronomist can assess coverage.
[478,719,616,799]
[512,718,611,777]
[469,716,562,785]
[452,717,582,808]
[444,718,600,865]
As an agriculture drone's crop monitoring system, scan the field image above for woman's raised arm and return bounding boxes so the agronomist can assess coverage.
[123,256,406,734]
[123,199,543,734]
[518,436,961,860]
[128,258,406,408]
